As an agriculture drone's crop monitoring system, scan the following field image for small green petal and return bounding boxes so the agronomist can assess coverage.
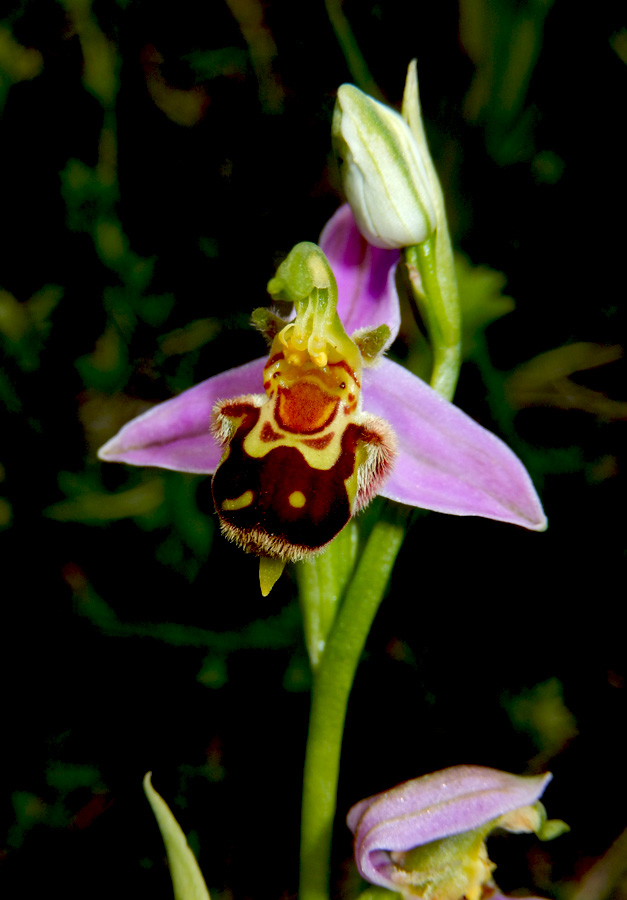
[353,324,392,364]
[537,818,570,841]
[251,307,288,346]
[143,772,211,900]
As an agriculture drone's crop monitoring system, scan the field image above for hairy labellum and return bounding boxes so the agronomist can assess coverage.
[211,268,395,562]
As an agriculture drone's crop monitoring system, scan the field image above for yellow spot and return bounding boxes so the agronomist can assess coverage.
[222,490,254,511]
[259,557,286,596]
[288,490,306,508]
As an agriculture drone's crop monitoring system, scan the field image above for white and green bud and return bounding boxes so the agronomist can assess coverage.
[332,83,437,250]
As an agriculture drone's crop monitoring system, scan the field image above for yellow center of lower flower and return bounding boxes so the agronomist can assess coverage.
[389,826,496,900]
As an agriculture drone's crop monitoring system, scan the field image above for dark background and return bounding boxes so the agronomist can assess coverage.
[1,1,626,897]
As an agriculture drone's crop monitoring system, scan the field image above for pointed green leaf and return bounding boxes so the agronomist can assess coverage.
[143,772,211,900]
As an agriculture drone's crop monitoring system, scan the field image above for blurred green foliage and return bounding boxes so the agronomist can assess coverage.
[504,678,579,764]
[1,0,625,898]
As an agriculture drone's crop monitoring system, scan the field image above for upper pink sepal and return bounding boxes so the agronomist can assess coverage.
[320,204,401,340]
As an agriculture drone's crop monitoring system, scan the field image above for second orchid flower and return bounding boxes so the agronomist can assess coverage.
[348,765,568,900]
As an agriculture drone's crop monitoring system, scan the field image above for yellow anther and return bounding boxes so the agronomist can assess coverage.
[308,335,328,368]
[311,351,328,367]
[278,323,294,349]
[292,330,308,351]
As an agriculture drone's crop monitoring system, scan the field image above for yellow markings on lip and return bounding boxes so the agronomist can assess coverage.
[288,490,306,509]
[222,490,254,511]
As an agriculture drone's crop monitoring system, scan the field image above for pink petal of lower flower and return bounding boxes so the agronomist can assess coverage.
[320,204,401,340]
[97,357,266,473]
[349,767,552,889]
[369,768,549,846]
[364,359,547,530]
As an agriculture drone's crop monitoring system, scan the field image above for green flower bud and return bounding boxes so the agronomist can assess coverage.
[332,83,436,249]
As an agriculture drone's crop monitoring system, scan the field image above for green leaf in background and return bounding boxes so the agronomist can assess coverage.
[504,677,578,762]
[143,772,211,900]
[0,285,63,372]
[0,23,43,113]
[454,253,515,359]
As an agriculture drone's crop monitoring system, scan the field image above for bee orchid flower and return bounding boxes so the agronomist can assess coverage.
[99,206,546,591]
[347,765,568,900]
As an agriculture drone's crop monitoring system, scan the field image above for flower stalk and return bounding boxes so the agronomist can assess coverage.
[405,233,460,401]
[299,503,407,900]
[401,61,461,401]
[296,520,359,670]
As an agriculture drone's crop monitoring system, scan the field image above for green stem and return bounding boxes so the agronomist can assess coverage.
[299,506,407,900]
[401,62,461,404]
[296,521,359,670]
[324,0,384,101]
[405,234,461,402]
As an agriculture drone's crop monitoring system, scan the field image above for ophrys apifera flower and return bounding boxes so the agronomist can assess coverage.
[99,207,546,591]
